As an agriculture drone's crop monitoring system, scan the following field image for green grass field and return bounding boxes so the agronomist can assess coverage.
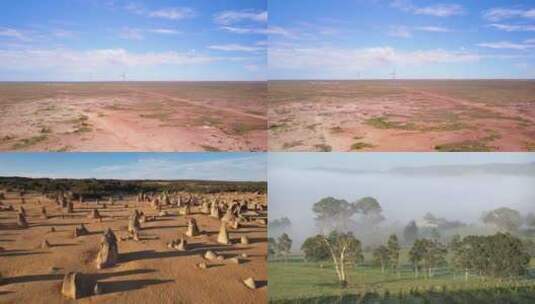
[269,257,535,303]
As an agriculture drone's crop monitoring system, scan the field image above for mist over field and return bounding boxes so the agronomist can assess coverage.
[268,153,535,249]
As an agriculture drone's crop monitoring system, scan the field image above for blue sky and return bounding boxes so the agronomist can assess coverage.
[268,0,535,79]
[0,0,267,81]
[0,153,267,181]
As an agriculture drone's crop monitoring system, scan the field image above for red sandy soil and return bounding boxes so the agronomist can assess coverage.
[0,82,267,152]
[269,80,535,152]
[0,191,267,304]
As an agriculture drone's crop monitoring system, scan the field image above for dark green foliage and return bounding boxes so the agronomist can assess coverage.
[387,234,401,272]
[324,231,364,265]
[312,196,385,233]
[301,235,331,262]
[403,220,419,245]
[312,197,356,232]
[454,233,530,278]
[0,176,266,199]
[268,237,277,257]
[409,239,448,279]
[373,245,390,272]
[277,233,293,258]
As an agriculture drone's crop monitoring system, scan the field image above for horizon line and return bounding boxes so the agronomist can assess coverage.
[0,80,268,83]
[268,78,535,81]
[0,175,267,183]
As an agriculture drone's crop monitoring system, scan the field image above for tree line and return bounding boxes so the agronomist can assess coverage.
[272,196,534,288]
[0,176,266,198]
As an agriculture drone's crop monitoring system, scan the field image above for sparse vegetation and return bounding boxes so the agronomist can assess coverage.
[11,135,48,150]
[329,126,343,134]
[435,140,494,152]
[365,116,417,130]
[282,140,304,150]
[200,145,222,152]
[351,142,374,150]
[314,144,332,152]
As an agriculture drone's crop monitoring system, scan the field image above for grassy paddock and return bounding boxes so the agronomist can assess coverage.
[268,259,535,303]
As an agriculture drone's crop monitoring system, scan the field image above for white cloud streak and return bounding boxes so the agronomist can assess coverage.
[214,10,267,25]
[269,46,480,71]
[91,156,266,181]
[208,44,263,52]
[483,8,535,21]
[0,48,217,72]
[415,26,452,32]
[477,41,535,50]
[391,1,464,17]
[489,23,535,32]
[123,4,195,20]
[119,27,180,40]
[220,26,291,37]
[0,27,29,40]
[148,7,195,20]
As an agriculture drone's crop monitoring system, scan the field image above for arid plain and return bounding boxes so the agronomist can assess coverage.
[269,80,535,152]
[0,179,267,303]
[0,82,267,152]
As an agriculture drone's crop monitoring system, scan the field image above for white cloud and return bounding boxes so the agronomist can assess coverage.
[0,48,217,72]
[489,23,535,32]
[220,26,292,38]
[483,8,535,21]
[119,28,180,40]
[269,46,480,72]
[91,156,266,181]
[0,155,267,181]
[391,1,464,17]
[214,10,267,25]
[387,25,453,37]
[415,26,452,32]
[413,4,464,17]
[123,3,195,20]
[0,27,28,40]
[148,7,195,20]
[147,28,179,35]
[266,26,292,37]
[208,44,263,52]
[388,26,412,38]
[477,41,533,50]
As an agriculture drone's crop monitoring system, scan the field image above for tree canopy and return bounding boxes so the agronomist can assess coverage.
[481,207,523,232]
[301,235,331,262]
[403,220,419,244]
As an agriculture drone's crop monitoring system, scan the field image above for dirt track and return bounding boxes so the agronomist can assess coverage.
[0,82,267,152]
[269,80,535,152]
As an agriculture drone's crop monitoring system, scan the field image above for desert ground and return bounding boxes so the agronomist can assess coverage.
[0,181,267,303]
[0,82,267,152]
[269,80,535,152]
